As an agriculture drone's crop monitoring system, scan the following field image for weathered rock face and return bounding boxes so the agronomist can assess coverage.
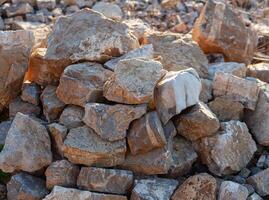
[45,160,80,190]
[7,173,48,200]
[192,0,257,64]
[41,85,65,122]
[0,30,34,112]
[248,193,263,200]
[200,78,213,103]
[154,68,201,124]
[104,44,154,71]
[56,62,112,107]
[174,102,220,141]
[45,9,139,63]
[104,58,164,104]
[48,123,67,157]
[194,120,257,176]
[77,167,133,195]
[128,111,166,155]
[244,82,269,146]
[208,97,244,122]
[83,103,147,141]
[5,3,33,17]
[92,2,123,20]
[59,105,84,129]
[36,0,56,10]
[247,63,269,83]
[218,181,249,200]
[247,168,269,197]
[146,32,209,78]
[0,113,52,173]
[43,186,127,200]
[63,126,126,167]
[171,173,217,200]
[21,83,41,105]
[131,178,178,200]
[0,121,11,145]
[213,72,260,110]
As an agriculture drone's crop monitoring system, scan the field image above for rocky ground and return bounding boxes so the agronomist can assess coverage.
[1,0,269,200]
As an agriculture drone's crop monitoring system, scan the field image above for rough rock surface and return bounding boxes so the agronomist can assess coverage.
[218,181,249,200]
[43,186,127,200]
[247,63,269,83]
[92,2,123,20]
[21,83,41,105]
[45,9,139,63]
[154,68,201,124]
[0,113,52,173]
[128,111,166,155]
[192,0,257,64]
[247,168,269,197]
[171,173,217,200]
[104,58,164,104]
[147,32,209,78]
[0,121,11,145]
[200,78,213,103]
[194,120,257,176]
[174,102,220,141]
[56,62,112,107]
[213,72,260,110]
[77,167,133,195]
[45,160,80,190]
[131,178,178,200]
[83,103,146,141]
[59,105,84,129]
[63,126,126,167]
[48,123,67,157]
[0,30,34,112]
[7,173,48,200]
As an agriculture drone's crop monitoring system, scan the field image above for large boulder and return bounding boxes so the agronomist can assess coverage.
[0,113,52,173]
[0,30,34,112]
[45,9,139,63]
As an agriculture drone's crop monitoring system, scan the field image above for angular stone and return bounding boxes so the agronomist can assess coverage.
[208,97,244,121]
[104,58,164,104]
[146,32,209,78]
[59,105,84,129]
[247,63,269,83]
[247,168,269,197]
[83,103,147,141]
[92,2,123,20]
[213,72,260,110]
[128,111,166,155]
[174,102,220,141]
[7,173,48,200]
[0,121,11,145]
[131,178,178,200]
[104,44,154,71]
[45,9,139,63]
[64,0,85,7]
[192,0,257,64]
[21,83,41,105]
[0,30,34,111]
[41,85,65,122]
[56,62,112,107]
[9,97,41,118]
[218,181,248,200]
[48,123,67,157]
[194,120,257,176]
[200,78,213,103]
[45,160,80,190]
[36,0,56,10]
[63,126,126,167]
[154,68,201,124]
[121,121,175,175]
[5,3,34,17]
[43,186,127,200]
[208,62,247,80]
[169,136,198,177]
[25,48,69,86]
[77,167,133,195]
[247,193,263,200]
[0,113,52,173]
[171,173,217,200]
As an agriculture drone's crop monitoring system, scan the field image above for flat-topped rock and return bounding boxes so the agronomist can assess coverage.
[247,63,269,83]
[92,2,123,20]
[59,105,84,129]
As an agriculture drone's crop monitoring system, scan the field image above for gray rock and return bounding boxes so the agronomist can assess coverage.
[247,193,263,200]
[59,105,84,129]
[5,3,34,17]
[247,62,269,83]
[218,181,248,200]
[21,83,41,105]
[48,123,67,158]
[247,168,269,197]
[0,121,11,145]
[200,78,213,103]
[92,2,123,20]
[36,0,56,10]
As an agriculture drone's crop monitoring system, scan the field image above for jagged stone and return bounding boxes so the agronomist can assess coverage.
[247,63,269,83]
[0,113,52,173]
[247,168,269,197]
[247,193,263,200]
[218,181,248,200]
[200,78,213,103]
[21,83,41,105]
[83,103,147,141]
[154,68,201,124]
[171,173,217,200]
[131,178,178,200]
[48,123,67,157]
[194,120,257,176]
[104,58,164,104]
[59,105,84,129]
[45,160,80,190]
[63,126,126,167]
[192,0,257,64]
[92,2,123,20]
[56,62,112,107]
[77,167,133,195]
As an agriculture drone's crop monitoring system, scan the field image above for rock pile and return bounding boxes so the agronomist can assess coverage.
[0,0,269,200]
